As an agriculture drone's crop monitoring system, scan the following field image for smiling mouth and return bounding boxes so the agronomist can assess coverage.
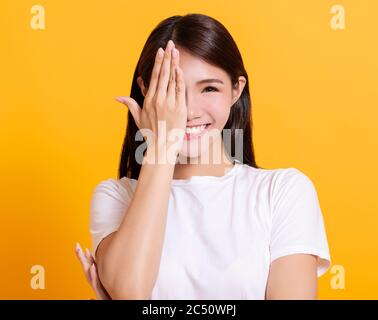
[184,123,211,140]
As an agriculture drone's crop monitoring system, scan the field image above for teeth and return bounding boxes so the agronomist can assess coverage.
[185,124,207,134]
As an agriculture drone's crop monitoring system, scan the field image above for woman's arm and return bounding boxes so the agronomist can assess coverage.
[265,254,318,299]
[96,160,176,300]
[95,40,186,300]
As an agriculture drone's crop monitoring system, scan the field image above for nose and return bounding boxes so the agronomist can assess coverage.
[186,93,202,121]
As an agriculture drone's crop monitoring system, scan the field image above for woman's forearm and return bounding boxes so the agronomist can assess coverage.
[97,149,176,299]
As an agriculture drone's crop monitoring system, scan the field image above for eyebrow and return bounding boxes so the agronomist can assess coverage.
[196,78,224,85]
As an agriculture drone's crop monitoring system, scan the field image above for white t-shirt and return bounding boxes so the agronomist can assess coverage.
[89,161,331,299]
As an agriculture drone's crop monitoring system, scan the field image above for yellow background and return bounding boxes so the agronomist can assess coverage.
[1,0,377,299]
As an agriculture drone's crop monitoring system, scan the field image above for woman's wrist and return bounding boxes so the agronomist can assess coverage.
[143,142,180,166]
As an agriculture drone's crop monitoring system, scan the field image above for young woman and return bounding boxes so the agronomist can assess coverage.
[75,13,331,300]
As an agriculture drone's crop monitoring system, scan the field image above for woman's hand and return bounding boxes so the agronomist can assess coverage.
[75,242,111,300]
[116,40,187,163]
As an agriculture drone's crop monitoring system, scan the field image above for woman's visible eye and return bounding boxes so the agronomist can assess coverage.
[203,86,219,93]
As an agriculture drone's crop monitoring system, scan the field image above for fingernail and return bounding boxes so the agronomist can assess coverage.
[157,47,164,57]
[115,96,126,103]
[75,242,82,253]
[172,48,177,58]
[85,248,91,258]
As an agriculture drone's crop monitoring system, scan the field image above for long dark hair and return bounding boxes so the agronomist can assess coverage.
[119,13,260,180]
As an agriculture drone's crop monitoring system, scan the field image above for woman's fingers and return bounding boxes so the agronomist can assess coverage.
[115,96,142,128]
[156,40,174,105]
[167,48,178,108]
[85,247,95,263]
[75,243,92,283]
[89,263,111,300]
[90,264,104,299]
[144,47,164,102]
[75,243,90,271]
[75,243,110,299]
[176,67,186,110]
[89,264,103,298]
[84,248,95,283]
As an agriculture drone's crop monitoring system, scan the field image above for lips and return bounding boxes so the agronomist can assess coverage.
[184,123,211,140]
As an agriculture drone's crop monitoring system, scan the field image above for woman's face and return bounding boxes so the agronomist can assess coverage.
[140,46,246,162]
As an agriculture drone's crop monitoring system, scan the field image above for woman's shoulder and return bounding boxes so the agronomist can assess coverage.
[237,164,318,202]
[91,176,138,205]
[238,163,309,185]
[95,175,137,189]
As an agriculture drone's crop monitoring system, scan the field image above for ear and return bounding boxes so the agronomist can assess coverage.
[231,76,247,106]
[137,76,148,97]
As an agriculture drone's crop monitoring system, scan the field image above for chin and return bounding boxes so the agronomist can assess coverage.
[177,127,222,163]
[179,142,209,161]
[177,140,212,163]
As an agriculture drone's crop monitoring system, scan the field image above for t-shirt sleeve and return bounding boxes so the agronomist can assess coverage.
[269,168,331,277]
[89,178,135,261]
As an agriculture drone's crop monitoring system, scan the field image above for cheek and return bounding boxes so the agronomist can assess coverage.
[205,98,231,128]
